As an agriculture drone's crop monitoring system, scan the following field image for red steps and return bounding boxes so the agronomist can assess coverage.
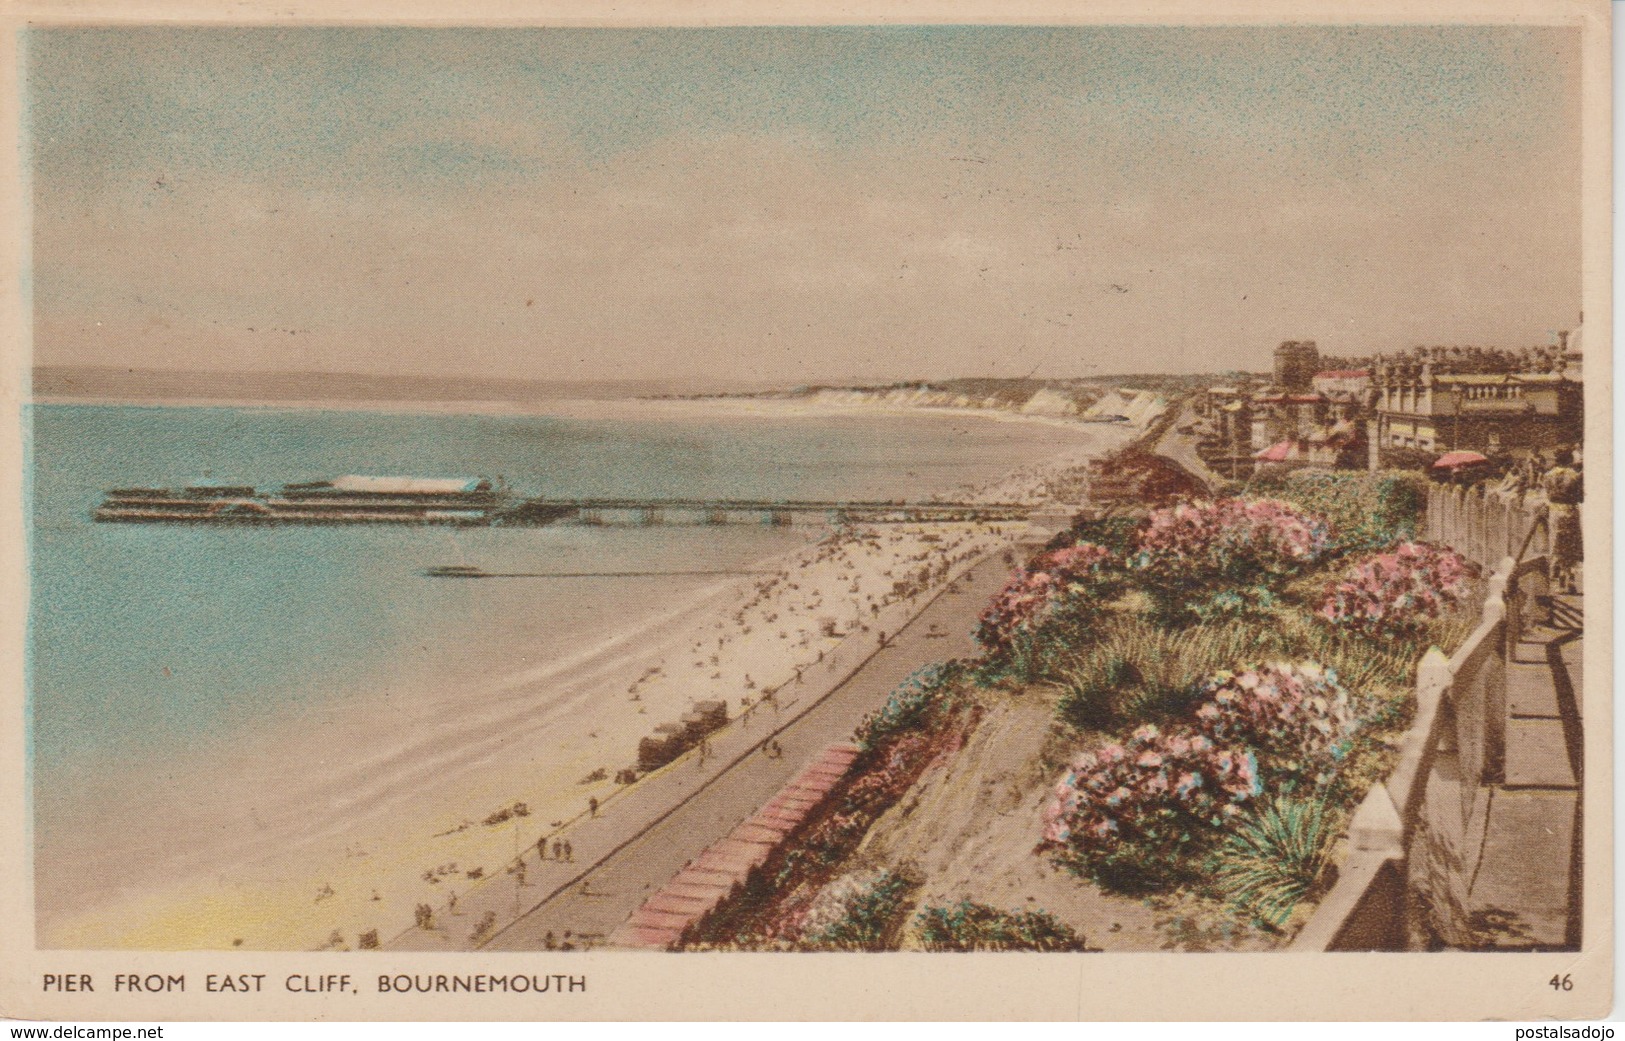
[609,743,861,949]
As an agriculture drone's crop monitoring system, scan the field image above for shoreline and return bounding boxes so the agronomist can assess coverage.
[35,422,1134,951]
[27,391,1131,436]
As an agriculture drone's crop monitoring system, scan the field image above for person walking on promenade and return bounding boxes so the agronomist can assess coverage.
[563,841,574,863]
[552,839,563,861]
[1543,450,1583,594]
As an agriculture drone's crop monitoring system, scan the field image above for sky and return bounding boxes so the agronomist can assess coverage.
[25,25,1583,385]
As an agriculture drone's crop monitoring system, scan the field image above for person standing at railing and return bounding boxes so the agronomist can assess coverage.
[1542,450,1583,594]
[1497,453,1540,505]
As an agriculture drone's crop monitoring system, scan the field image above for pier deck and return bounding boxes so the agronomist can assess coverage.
[514,497,1037,526]
[95,490,1039,527]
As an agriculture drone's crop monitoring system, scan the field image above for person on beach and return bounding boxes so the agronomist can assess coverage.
[552,839,563,860]
[537,836,547,858]
[448,891,458,915]
[516,861,527,886]
[589,796,599,817]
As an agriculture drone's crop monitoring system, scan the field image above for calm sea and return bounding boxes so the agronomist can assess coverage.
[27,402,1094,810]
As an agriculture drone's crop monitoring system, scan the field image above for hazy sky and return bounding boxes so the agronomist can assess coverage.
[27,25,1582,384]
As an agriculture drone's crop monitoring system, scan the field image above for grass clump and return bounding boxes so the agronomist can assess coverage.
[1056,617,1287,731]
[912,900,1089,952]
[799,870,919,951]
[1211,795,1340,928]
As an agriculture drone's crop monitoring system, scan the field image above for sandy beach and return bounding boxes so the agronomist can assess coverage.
[35,406,1132,951]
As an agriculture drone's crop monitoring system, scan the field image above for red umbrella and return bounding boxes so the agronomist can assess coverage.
[1432,450,1489,469]
[1252,440,1296,462]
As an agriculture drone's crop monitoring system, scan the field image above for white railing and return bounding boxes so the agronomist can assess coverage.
[1292,543,1548,951]
[1424,483,1549,570]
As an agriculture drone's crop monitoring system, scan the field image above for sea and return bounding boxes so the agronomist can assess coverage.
[27,400,1105,926]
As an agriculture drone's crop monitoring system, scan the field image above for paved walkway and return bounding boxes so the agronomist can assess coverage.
[1461,591,1583,948]
[385,549,1018,951]
[1150,402,1226,493]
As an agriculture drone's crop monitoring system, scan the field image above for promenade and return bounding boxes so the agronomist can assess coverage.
[386,545,1018,951]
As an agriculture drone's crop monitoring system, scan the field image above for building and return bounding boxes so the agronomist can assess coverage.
[1273,340,1321,392]
[1312,368,1371,399]
[1369,337,1583,461]
[1372,370,1582,457]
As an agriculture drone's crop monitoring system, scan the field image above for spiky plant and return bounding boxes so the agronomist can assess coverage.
[1212,795,1339,929]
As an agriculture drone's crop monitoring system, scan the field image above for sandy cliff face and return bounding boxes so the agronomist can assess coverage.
[801,386,1088,416]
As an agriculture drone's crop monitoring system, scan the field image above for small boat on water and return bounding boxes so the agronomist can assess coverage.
[421,565,488,578]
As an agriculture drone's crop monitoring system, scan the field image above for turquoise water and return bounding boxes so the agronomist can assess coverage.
[28,402,1091,793]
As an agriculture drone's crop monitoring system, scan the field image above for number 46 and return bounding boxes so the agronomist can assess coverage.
[1550,975,1573,991]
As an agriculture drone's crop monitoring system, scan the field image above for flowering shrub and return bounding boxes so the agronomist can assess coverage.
[1129,499,1332,625]
[1193,663,1356,789]
[1133,498,1331,582]
[975,542,1115,654]
[1318,541,1477,641]
[855,664,960,750]
[1040,724,1260,888]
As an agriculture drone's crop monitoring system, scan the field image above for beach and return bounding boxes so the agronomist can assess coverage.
[32,400,1132,951]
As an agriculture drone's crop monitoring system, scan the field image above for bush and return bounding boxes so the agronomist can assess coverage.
[975,542,1117,656]
[1193,662,1357,790]
[1058,516,1142,556]
[1318,541,1478,642]
[1134,498,1331,579]
[913,900,1089,952]
[1212,796,1339,928]
[1277,470,1427,555]
[1040,724,1259,890]
[799,870,918,950]
[855,663,961,750]
[1130,498,1331,623]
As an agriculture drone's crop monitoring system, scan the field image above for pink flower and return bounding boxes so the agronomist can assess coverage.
[1319,542,1477,640]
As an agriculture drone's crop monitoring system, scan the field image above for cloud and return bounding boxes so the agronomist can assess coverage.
[28,26,1581,382]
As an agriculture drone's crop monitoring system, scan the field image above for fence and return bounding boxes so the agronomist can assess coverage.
[1423,483,1549,569]
[1292,517,1549,951]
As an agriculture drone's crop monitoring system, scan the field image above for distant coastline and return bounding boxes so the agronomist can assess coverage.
[34,365,1229,412]
[30,365,781,408]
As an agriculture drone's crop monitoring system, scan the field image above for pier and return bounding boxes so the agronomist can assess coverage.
[505,497,1037,527]
[94,486,1040,528]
